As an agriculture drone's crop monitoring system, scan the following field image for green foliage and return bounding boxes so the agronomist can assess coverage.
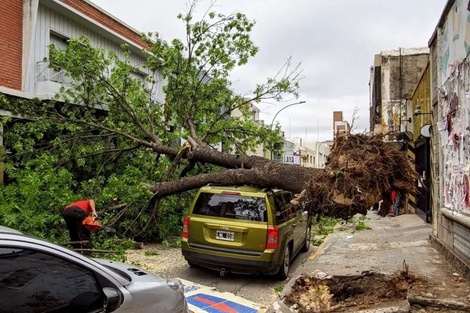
[0,2,301,247]
[144,249,159,256]
[86,236,135,262]
[311,240,323,246]
[161,238,181,248]
[0,153,75,239]
[274,284,284,293]
[309,216,340,246]
[312,216,340,236]
[336,215,372,232]
[350,215,372,231]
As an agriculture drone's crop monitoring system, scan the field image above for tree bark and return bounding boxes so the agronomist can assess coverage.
[408,295,470,311]
[149,139,288,170]
[145,161,321,197]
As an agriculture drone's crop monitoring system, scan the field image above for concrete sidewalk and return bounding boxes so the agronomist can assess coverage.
[303,212,444,277]
[272,211,470,312]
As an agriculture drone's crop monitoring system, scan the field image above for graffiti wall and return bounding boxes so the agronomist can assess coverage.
[438,0,470,83]
[441,59,470,215]
[439,0,470,216]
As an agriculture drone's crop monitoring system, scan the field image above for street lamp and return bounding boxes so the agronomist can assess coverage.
[270,101,306,129]
[316,141,330,168]
[269,100,306,161]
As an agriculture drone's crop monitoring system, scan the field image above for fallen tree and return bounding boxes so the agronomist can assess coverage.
[0,1,419,239]
[144,133,419,220]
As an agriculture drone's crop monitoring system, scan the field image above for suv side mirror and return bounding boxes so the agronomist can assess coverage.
[103,287,122,312]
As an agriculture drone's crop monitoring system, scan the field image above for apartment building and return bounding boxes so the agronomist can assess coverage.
[369,48,429,136]
[0,0,165,100]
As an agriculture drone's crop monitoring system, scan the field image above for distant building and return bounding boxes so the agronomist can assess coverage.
[369,48,429,136]
[288,137,331,168]
[333,111,350,138]
[280,139,300,165]
[231,101,269,158]
[299,145,316,168]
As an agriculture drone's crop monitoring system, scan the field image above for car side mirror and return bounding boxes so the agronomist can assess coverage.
[68,291,104,313]
[103,287,122,312]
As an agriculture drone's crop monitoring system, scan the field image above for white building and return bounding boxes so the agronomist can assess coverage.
[288,137,331,168]
[0,0,163,102]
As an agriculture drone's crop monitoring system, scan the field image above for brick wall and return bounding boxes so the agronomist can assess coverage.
[61,0,149,48]
[0,0,23,90]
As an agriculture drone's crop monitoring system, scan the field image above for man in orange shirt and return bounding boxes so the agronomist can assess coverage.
[62,199,98,250]
[390,189,401,217]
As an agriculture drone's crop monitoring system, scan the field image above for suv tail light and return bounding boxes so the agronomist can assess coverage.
[182,216,190,239]
[266,226,279,249]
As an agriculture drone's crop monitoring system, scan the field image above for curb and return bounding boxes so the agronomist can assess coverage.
[266,231,336,313]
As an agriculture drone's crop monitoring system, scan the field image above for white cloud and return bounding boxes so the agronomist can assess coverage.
[91,0,445,141]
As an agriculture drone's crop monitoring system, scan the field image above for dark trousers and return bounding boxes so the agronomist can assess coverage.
[62,207,92,251]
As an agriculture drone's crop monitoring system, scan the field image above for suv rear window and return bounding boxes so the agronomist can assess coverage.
[193,192,267,222]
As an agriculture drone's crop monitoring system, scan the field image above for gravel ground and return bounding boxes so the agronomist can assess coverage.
[126,243,187,278]
[125,243,297,309]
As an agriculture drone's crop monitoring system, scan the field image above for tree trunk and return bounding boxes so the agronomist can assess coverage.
[145,134,420,221]
[146,160,321,197]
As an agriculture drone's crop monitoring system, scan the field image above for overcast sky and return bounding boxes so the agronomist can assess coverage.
[91,0,445,142]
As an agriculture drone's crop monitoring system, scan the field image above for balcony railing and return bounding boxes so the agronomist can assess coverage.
[36,61,72,84]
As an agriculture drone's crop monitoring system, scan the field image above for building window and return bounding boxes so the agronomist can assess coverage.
[42,32,70,84]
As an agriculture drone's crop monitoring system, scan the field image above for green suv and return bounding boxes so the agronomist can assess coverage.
[181,185,312,279]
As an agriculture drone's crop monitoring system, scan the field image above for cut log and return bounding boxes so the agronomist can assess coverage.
[408,295,470,311]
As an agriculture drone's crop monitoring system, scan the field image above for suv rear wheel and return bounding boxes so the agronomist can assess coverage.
[276,245,290,280]
[301,226,311,252]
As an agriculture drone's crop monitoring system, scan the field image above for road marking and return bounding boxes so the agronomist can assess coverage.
[179,279,265,313]
[187,294,257,313]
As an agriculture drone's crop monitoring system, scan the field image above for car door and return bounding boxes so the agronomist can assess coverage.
[0,244,107,313]
[285,192,305,254]
[274,192,297,250]
[297,205,310,251]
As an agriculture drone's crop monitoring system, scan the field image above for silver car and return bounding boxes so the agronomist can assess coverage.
[0,226,188,313]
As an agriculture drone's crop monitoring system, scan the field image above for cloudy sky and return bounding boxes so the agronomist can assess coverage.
[91,0,445,142]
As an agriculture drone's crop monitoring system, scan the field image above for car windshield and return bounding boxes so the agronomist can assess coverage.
[193,193,267,222]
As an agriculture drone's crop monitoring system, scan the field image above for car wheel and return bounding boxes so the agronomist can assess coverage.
[301,226,311,252]
[276,245,290,280]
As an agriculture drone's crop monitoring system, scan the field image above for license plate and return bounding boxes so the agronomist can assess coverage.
[216,230,235,241]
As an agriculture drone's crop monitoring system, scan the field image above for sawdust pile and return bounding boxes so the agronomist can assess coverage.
[297,134,420,220]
